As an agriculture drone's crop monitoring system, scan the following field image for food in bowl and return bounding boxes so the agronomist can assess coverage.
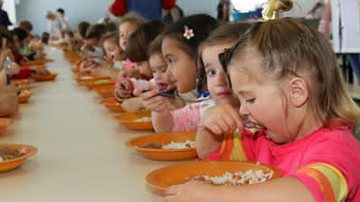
[133,116,152,123]
[79,76,94,81]
[94,79,112,85]
[190,168,274,185]
[0,148,26,163]
[141,140,195,150]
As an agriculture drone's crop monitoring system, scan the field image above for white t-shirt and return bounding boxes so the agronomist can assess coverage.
[331,0,360,53]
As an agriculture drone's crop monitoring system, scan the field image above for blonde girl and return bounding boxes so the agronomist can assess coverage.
[166,1,360,202]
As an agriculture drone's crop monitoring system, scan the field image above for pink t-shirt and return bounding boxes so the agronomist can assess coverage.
[172,99,215,132]
[122,58,135,71]
[213,124,360,202]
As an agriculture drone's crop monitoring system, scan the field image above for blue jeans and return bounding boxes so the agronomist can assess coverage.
[347,54,360,81]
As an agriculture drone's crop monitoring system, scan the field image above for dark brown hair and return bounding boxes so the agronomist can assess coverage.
[125,20,165,62]
[101,32,119,47]
[19,20,33,32]
[85,23,106,40]
[148,34,164,56]
[77,21,91,39]
[162,14,218,59]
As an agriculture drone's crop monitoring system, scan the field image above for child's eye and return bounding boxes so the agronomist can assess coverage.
[166,58,174,65]
[159,65,167,73]
[205,69,217,77]
[245,98,256,103]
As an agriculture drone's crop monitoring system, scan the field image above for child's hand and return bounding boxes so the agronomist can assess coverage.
[123,68,141,79]
[141,89,175,113]
[165,181,216,202]
[200,103,242,135]
[115,79,133,99]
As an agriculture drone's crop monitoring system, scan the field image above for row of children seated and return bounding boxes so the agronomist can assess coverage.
[65,0,360,200]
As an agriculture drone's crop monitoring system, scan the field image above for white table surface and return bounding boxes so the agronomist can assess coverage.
[0,47,178,202]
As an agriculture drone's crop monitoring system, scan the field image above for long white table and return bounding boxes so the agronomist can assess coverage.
[0,47,174,201]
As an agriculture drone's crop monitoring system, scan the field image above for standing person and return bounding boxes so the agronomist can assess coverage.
[46,11,62,42]
[109,0,175,19]
[56,8,70,36]
[0,0,12,30]
[217,0,230,22]
[319,0,360,82]
[163,0,184,23]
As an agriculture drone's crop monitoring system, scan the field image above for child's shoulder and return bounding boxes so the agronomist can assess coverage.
[311,126,359,148]
[302,126,360,166]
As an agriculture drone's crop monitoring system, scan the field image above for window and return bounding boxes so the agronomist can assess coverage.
[231,0,267,12]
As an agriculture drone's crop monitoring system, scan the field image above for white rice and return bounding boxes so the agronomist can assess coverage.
[162,140,195,149]
[191,169,273,185]
[133,117,152,123]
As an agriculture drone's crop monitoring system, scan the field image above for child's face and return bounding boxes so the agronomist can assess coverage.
[135,61,152,78]
[202,44,233,102]
[23,36,32,46]
[149,53,175,92]
[229,47,296,144]
[119,22,138,51]
[85,38,99,47]
[103,39,122,63]
[162,37,196,94]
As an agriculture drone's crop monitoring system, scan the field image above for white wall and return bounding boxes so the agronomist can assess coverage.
[16,0,113,35]
[178,0,319,19]
[284,0,320,17]
[3,0,16,28]
[177,0,218,17]
[14,0,319,35]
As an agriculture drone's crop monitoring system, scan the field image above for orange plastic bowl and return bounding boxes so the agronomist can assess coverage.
[76,75,110,83]
[22,60,46,66]
[126,132,197,161]
[0,118,14,132]
[116,111,153,131]
[96,89,113,98]
[18,90,32,104]
[86,80,114,90]
[0,144,38,172]
[33,73,58,82]
[102,98,124,113]
[100,97,118,104]
[146,161,282,196]
[13,79,34,90]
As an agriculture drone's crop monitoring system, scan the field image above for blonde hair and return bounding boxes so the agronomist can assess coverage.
[228,0,360,126]
[197,23,251,91]
[116,12,145,28]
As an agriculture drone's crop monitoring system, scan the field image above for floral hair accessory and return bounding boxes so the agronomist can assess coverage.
[183,25,194,40]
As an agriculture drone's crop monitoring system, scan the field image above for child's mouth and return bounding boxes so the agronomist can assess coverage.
[157,83,169,91]
[242,121,266,132]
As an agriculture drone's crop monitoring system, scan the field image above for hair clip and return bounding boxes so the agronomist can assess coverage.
[183,25,194,40]
[262,0,278,21]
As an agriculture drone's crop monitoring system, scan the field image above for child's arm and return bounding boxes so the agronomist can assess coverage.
[121,97,145,112]
[165,177,315,202]
[196,103,243,159]
[0,85,19,117]
[142,89,177,132]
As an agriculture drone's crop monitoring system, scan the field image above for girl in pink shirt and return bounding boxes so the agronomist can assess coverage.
[166,2,360,202]
[141,14,219,133]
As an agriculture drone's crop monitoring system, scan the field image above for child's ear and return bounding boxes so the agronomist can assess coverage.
[287,77,309,107]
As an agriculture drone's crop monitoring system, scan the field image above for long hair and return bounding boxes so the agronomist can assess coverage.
[228,18,360,125]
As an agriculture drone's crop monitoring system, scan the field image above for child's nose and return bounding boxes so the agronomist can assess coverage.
[215,73,226,86]
[239,103,249,116]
